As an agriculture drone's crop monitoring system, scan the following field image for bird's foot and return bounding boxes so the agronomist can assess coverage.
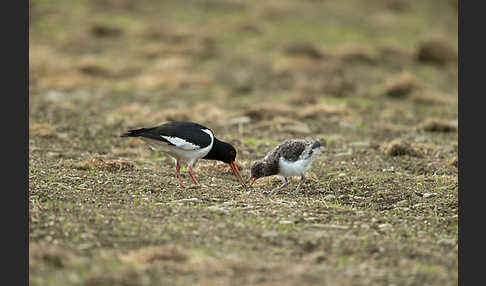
[263,188,280,197]
[176,177,186,189]
[189,183,208,189]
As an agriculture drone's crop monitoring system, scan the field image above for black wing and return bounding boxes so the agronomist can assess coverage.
[263,140,307,163]
[277,140,307,162]
[120,121,213,149]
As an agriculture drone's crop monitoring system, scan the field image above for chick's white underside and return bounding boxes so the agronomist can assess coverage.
[276,144,324,178]
[278,156,314,177]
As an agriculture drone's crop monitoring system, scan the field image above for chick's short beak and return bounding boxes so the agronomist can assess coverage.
[246,177,257,186]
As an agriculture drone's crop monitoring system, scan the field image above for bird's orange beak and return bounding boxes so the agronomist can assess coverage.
[229,161,246,188]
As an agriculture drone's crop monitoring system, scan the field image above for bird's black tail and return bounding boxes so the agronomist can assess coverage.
[120,128,150,138]
[311,138,327,149]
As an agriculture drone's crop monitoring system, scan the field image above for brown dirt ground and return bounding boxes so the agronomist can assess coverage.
[30,0,457,285]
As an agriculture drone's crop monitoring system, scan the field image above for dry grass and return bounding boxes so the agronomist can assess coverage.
[61,155,136,172]
[381,138,423,157]
[416,35,458,66]
[417,118,458,133]
[379,73,422,99]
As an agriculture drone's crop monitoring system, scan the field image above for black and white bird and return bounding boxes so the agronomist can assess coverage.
[247,138,326,196]
[120,121,246,188]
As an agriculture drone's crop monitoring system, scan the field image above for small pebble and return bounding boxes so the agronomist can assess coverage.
[378,223,392,231]
[438,238,456,246]
[396,200,408,206]
[262,231,279,238]
[310,224,348,230]
[323,194,336,201]
[208,206,227,213]
[423,193,437,198]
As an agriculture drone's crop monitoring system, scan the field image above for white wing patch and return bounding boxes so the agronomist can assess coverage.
[161,136,200,150]
[201,129,214,141]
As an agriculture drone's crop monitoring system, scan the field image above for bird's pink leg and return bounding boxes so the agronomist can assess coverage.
[291,175,306,195]
[175,161,186,188]
[188,166,201,186]
[268,177,290,196]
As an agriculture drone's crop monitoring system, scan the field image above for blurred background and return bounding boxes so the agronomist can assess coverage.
[29,0,457,146]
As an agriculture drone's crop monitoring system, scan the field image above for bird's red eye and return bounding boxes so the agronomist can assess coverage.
[229,150,235,156]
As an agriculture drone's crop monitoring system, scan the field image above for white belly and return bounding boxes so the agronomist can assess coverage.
[141,137,212,166]
[278,157,314,177]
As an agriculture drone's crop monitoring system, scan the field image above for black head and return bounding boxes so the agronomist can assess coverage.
[217,141,237,164]
[203,139,245,187]
[202,139,237,163]
[250,162,265,179]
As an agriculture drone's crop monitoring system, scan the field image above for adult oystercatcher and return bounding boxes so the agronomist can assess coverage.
[247,138,326,196]
[120,121,246,188]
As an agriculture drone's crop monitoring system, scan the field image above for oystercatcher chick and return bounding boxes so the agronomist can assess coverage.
[247,139,326,196]
[121,121,246,188]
